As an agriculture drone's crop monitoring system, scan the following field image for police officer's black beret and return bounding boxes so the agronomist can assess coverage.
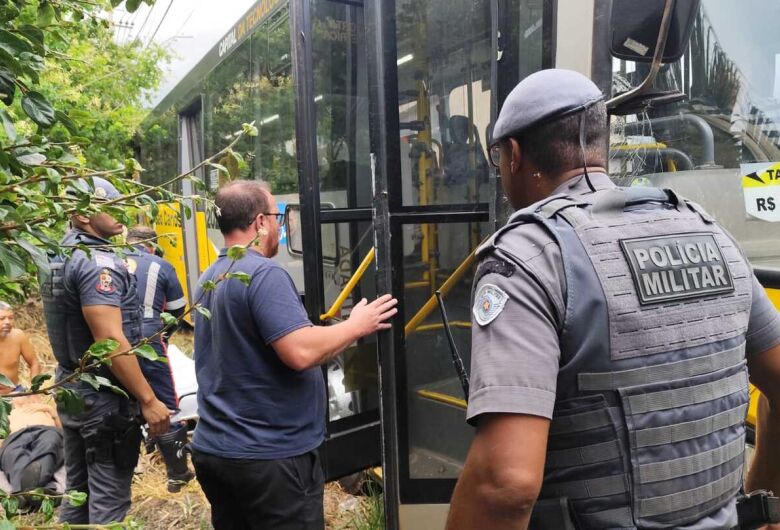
[492,69,604,143]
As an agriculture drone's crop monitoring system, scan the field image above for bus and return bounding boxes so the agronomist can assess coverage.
[137,0,780,527]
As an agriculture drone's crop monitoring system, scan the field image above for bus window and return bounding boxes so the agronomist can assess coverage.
[137,107,178,191]
[251,6,298,194]
[395,0,493,207]
[203,38,254,188]
[312,0,372,209]
[609,0,780,267]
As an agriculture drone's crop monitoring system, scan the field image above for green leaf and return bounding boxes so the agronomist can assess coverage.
[37,1,56,27]
[0,495,18,518]
[134,343,160,361]
[0,518,16,530]
[160,312,178,326]
[55,388,85,415]
[87,338,119,359]
[66,490,88,507]
[0,29,32,57]
[106,383,129,398]
[41,496,54,521]
[125,0,143,12]
[0,108,16,141]
[195,305,212,320]
[0,373,15,388]
[0,69,15,106]
[79,373,101,391]
[227,245,247,261]
[21,91,56,128]
[17,25,44,55]
[225,271,252,286]
[200,280,217,292]
[0,398,11,438]
[242,122,259,137]
[0,244,28,279]
[30,373,52,391]
[207,161,228,174]
[54,110,79,135]
[16,238,49,274]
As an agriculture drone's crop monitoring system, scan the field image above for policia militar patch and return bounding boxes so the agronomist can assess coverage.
[620,233,734,305]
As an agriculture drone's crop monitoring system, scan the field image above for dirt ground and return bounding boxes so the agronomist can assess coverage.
[8,302,381,529]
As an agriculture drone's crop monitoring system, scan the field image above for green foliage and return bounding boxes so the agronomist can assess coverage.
[0,0,169,301]
[227,245,247,261]
[133,343,166,363]
[195,305,212,320]
[65,490,88,508]
[225,271,252,286]
[0,398,11,438]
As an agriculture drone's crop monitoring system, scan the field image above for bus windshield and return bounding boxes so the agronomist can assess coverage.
[610,0,780,267]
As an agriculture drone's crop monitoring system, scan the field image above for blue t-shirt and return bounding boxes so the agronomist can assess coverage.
[125,247,186,350]
[191,248,323,459]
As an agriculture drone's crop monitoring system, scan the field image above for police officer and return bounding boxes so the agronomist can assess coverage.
[125,225,194,493]
[447,69,780,529]
[41,178,170,524]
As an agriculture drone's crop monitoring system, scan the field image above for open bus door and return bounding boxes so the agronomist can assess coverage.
[363,0,554,527]
[290,0,384,481]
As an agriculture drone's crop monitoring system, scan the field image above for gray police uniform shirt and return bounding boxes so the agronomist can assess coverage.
[467,172,780,423]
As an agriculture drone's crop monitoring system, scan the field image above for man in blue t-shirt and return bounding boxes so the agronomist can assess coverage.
[191,180,397,530]
[126,226,193,493]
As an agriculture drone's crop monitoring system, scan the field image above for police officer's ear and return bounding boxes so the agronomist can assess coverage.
[508,138,523,176]
[71,214,90,229]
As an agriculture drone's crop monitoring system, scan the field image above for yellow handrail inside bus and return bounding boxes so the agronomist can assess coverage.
[404,238,487,336]
[414,321,471,333]
[320,247,376,321]
[417,389,467,410]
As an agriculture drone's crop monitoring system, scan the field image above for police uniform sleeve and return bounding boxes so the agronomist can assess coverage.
[73,251,128,307]
[745,274,780,355]
[162,261,187,312]
[467,233,566,425]
[249,264,312,343]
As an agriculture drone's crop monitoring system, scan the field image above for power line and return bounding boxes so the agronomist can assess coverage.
[133,3,157,42]
[146,0,175,48]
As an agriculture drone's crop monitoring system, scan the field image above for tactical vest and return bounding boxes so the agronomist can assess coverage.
[40,231,142,374]
[486,187,752,529]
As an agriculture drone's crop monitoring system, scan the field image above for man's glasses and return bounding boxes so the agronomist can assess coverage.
[488,143,502,168]
[261,212,285,223]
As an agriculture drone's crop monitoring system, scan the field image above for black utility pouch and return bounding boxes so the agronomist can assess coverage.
[737,490,780,530]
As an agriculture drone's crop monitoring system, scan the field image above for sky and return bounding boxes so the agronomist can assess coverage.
[111,0,257,109]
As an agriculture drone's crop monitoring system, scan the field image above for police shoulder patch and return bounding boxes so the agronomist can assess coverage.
[96,268,115,294]
[473,283,509,326]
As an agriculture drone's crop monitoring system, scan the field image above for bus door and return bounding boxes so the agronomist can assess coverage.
[172,103,218,312]
[290,0,383,481]
[364,0,554,527]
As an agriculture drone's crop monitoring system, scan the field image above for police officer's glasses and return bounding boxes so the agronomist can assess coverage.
[488,143,502,168]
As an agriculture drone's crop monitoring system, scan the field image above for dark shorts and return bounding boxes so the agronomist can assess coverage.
[192,448,325,530]
[138,342,178,412]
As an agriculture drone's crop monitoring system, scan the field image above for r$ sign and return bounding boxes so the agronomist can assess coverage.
[742,162,780,222]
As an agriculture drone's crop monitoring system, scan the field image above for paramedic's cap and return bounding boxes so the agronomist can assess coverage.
[491,69,604,143]
[70,177,121,200]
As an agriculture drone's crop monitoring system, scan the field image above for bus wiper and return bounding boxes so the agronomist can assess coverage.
[435,290,470,402]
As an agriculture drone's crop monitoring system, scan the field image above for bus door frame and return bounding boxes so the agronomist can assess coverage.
[290,0,383,482]
[365,0,500,526]
[178,99,205,308]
